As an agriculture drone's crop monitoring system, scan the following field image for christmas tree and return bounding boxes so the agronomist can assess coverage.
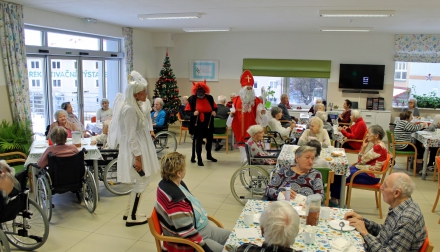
[153,51,180,124]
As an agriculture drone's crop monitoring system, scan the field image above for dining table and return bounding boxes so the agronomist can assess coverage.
[222,200,365,252]
[412,130,440,180]
[24,138,103,200]
[277,145,350,208]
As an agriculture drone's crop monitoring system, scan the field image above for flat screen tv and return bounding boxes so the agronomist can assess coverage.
[339,64,385,90]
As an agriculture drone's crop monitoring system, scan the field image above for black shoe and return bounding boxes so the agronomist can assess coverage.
[198,160,204,166]
[191,157,196,163]
[207,156,217,162]
[215,145,223,151]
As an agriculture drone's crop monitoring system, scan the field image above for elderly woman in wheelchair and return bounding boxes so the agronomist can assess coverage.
[247,125,278,165]
[37,126,78,169]
[265,145,324,202]
[268,107,296,146]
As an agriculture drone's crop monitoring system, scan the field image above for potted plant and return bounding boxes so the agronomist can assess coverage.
[411,86,440,109]
[264,86,276,109]
[0,119,34,153]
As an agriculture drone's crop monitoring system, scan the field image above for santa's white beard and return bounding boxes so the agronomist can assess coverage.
[239,87,256,113]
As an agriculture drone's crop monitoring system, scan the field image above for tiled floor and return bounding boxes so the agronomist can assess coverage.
[15,130,440,251]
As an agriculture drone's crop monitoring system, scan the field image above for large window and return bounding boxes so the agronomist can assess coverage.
[25,26,122,135]
[254,76,328,106]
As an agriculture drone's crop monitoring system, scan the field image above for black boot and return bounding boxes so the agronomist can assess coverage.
[198,158,204,166]
[191,139,196,163]
[207,156,217,162]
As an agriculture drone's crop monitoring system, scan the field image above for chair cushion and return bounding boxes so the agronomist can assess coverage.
[181,127,188,130]
[213,134,227,137]
[394,150,415,155]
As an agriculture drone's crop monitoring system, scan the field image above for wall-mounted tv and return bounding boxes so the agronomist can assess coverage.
[339,64,385,90]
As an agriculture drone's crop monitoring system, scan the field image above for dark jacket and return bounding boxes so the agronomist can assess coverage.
[278,103,295,127]
[216,104,230,119]
[187,95,217,135]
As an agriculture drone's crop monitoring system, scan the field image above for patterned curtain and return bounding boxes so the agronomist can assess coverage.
[0,2,30,123]
[395,34,440,63]
[123,27,133,81]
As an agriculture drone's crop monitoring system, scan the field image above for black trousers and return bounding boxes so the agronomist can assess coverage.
[191,113,214,160]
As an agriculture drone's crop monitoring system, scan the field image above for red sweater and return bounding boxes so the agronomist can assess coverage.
[341,117,367,150]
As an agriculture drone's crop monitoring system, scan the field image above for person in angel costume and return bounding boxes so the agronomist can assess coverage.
[111,71,160,227]
[230,70,268,144]
[185,80,218,166]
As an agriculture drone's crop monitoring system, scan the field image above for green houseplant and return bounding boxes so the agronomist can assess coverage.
[411,86,440,109]
[264,86,276,109]
[0,119,34,153]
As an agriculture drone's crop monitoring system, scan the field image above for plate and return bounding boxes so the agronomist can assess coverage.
[328,220,355,231]
[34,144,47,148]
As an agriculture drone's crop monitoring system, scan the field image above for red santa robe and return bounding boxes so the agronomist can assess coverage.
[231,96,266,143]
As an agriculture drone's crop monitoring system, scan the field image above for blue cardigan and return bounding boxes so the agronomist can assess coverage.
[151,110,166,126]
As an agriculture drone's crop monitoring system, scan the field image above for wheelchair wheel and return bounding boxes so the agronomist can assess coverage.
[103,159,134,195]
[83,170,98,213]
[1,199,49,251]
[154,131,177,158]
[0,230,10,252]
[230,165,270,205]
[36,176,52,222]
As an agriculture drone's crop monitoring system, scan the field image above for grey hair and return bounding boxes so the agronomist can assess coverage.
[295,145,317,159]
[102,120,111,129]
[408,98,417,106]
[218,95,227,104]
[271,107,282,118]
[280,93,288,100]
[309,117,324,130]
[259,201,300,247]
[54,109,67,121]
[50,126,68,145]
[368,125,385,140]
[315,103,325,111]
[0,160,20,193]
[100,98,109,105]
[181,96,188,101]
[230,93,236,97]
[155,97,164,107]
[315,111,327,123]
[315,99,323,104]
[433,114,440,126]
[247,125,264,137]
[306,140,322,157]
[391,172,416,197]
[0,160,14,175]
[351,109,361,120]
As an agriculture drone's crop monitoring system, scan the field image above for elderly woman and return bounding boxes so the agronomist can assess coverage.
[306,140,330,168]
[338,109,367,149]
[96,98,113,122]
[308,99,323,115]
[38,127,78,169]
[247,125,277,165]
[338,99,352,123]
[151,97,166,127]
[0,160,19,197]
[91,120,110,148]
[298,117,331,148]
[155,152,231,252]
[268,107,295,145]
[315,111,334,139]
[402,98,420,118]
[47,110,79,139]
[265,145,324,201]
[330,125,388,206]
[61,102,90,138]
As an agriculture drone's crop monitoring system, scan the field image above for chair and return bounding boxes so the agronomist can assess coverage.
[386,130,418,177]
[0,151,27,173]
[346,153,391,219]
[419,227,434,252]
[148,208,224,252]
[314,167,335,206]
[432,156,440,213]
[433,148,440,182]
[213,118,229,154]
[91,116,96,123]
[177,112,189,145]
[340,130,368,154]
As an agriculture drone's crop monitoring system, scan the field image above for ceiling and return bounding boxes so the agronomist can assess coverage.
[8,0,440,34]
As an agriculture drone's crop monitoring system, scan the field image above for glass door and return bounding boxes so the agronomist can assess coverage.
[81,59,105,125]
[27,57,47,136]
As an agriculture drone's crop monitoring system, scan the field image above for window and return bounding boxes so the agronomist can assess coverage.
[95,62,99,69]
[95,80,99,88]
[31,79,41,87]
[394,62,408,81]
[31,61,40,69]
[24,29,42,46]
[47,32,100,50]
[75,80,78,87]
[52,79,61,87]
[52,61,61,69]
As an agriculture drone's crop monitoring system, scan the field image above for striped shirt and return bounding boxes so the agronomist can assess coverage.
[393,120,423,149]
[363,197,426,252]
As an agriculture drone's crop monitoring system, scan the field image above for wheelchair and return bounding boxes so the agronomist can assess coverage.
[29,149,97,222]
[153,109,177,159]
[230,135,282,205]
[0,169,49,251]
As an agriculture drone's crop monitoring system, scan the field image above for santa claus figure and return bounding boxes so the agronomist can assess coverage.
[185,80,218,166]
[230,70,267,143]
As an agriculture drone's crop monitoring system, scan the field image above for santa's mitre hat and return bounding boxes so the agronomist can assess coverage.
[240,70,254,87]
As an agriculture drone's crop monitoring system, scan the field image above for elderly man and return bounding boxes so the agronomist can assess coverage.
[179,96,190,127]
[345,172,426,252]
[237,201,300,252]
[278,94,297,127]
[214,95,231,151]
[226,93,236,109]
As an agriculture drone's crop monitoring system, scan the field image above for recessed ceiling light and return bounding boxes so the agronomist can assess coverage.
[183,28,230,32]
[320,27,373,32]
[137,13,201,20]
[319,10,394,18]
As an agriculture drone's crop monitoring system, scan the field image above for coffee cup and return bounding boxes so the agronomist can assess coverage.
[303,225,316,244]
[328,146,335,152]
[243,212,254,226]
[321,207,331,220]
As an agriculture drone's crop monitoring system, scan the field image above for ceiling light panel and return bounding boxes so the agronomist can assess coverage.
[183,28,230,32]
[320,27,373,32]
[138,13,201,20]
[319,10,394,18]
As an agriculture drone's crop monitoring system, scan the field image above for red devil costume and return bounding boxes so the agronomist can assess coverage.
[185,81,218,166]
[231,70,267,143]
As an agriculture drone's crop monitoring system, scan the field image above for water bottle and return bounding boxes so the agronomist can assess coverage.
[285,183,291,201]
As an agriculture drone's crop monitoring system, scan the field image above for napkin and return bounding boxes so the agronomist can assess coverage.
[234,228,260,238]
[330,237,351,251]
[277,192,307,204]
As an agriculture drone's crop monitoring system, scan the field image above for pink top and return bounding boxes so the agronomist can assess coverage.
[37,144,79,168]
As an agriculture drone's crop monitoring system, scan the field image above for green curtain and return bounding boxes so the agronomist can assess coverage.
[243,58,331,78]
[0,1,30,123]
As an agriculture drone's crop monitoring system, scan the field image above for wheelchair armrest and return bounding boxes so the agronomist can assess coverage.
[27,163,41,170]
